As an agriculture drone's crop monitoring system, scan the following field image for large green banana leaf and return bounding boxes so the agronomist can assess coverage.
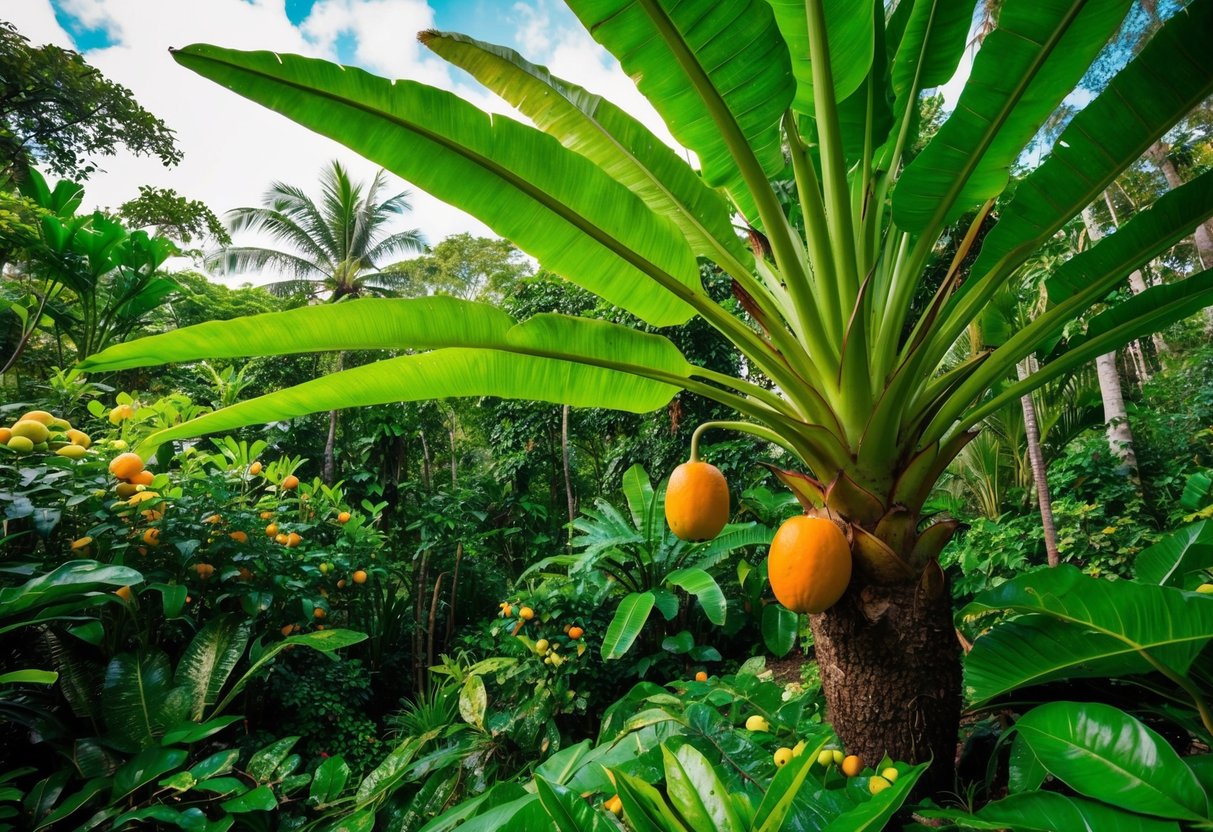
[894,0,1133,234]
[1135,521,1213,588]
[170,44,699,327]
[766,0,874,113]
[601,591,656,660]
[173,615,251,721]
[961,566,1213,704]
[921,792,1182,831]
[420,31,747,266]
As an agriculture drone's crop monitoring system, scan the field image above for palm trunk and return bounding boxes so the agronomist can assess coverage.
[1148,142,1213,333]
[1016,361,1060,566]
[322,351,345,484]
[561,405,576,548]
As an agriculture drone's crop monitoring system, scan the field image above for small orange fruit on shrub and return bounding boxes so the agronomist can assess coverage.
[285,532,302,548]
[604,795,623,816]
[66,428,91,448]
[0,428,10,443]
[337,511,351,524]
[115,586,133,603]
[131,470,155,486]
[695,671,708,682]
[142,528,160,547]
[664,459,729,541]
[353,570,368,585]
[204,513,222,525]
[275,533,289,545]
[108,452,145,481]
[230,530,248,544]
[313,606,326,619]
[337,579,346,588]
[282,475,299,490]
[568,626,583,640]
[266,523,279,537]
[767,516,852,614]
[280,624,294,637]
[841,755,863,777]
[248,461,262,475]
[71,536,93,552]
[194,563,215,579]
[260,510,274,520]
[519,606,535,621]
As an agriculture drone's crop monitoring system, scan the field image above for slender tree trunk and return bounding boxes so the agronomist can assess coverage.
[1148,142,1213,333]
[419,430,432,491]
[561,405,576,548]
[322,351,345,484]
[445,542,462,651]
[1016,361,1060,566]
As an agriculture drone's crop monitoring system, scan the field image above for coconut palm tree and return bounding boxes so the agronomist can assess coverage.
[210,160,426,300]
[83,0,1213,790]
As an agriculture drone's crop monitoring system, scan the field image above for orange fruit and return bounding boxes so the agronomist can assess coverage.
[115,585,133,602]
[519,606,534,621]
[194,563,215,579]
[353,570,368,585]
[695,671,708,682]
[604,795,622,816]
[337,579,346,589]
[142,528,160,546]
[767,516,852,614]
[259,510,274,520]
[108,404,135,424]
[0,427,10,443]
[66,428,91,448]
[71,536,93,551]
[140,509,163,522]
[313,606,326,619]
[275,533,288,545]
[229,530,248,544]
[266,523,279,537]
[282,475,299,490]
[280,624,294,637]
[132,470,154,486]
[108,452,144,480]
[204,513,222,525]
[285,532,302,548]
[248,461,262,476]
[337,511,351,524]
[20,410,54,425]
[841,755,863,777]
[665,461,730,541]
[568,626,584,640]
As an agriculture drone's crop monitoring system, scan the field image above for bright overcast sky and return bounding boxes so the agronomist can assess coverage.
[5,0,686,283]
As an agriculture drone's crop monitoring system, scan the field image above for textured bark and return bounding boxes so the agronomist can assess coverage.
[1095,350,1141,483]
[1016,361,1060,566]
[811,574,961,795]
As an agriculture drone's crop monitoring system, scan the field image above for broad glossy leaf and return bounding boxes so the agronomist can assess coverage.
[602,592,656,660]
[31,777,109,831]
[1008,732,1046,794]
[354,729,439,805]
[111,747,188,801]
[970,0,1213,283]
[612,768,689,832]
[247,737,298,783]
[220,784,276,813]
[1136,521,1213,588]
[534,740,592,787]
[0,560,142,619]
[161,715,242,745]
[662,743,743,832]
[459,674,486,729]
[751,737,828,832]
[1015,701,1208,821]
[921,792,1181,831]
[895,0,1132,233]
[309,755,351,806]
[535,777,612,832]
[188,750,239,781]
[422,31,747,264]
[962,566,1213,703]
[761,604,797,657]
[174,615,250,720]
[665,568,726,625]
[565,0,793,204]
[766,0,874,112]
[171,44,698,326]
[0,669,57,685]
[103,651,185,750]
[822,762,927,831]
[451,794,546,832]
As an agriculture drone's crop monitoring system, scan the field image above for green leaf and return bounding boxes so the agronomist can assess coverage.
[621,462,658,532]
[111,746,188,801]
[1015,702,1208,821]
[535,777,612,832]
[612,768,688,832]
[602,592,655,660]
[894,0,1132,233]
[761,604,797,657]
[31,777,109,831]
[420,31,746,264]
[220,784,276,813]
[1136,521,1213,588]
[212,628,366,715]
[188,750,240,781]
[969,0,1213,285]
[921,792,1181,831]
[565,0,794,201]
[766,0,874,112]
[354,730,439,805]
[174,615,250,720]
[151,583,189,618]
[459,674,486,730]
[0,669,57,685]
[665,568,726,625]
[962,566,1213,703]
[534,740,592,787]
[0,560,142,619]
[308,755,351,806]
[750,737,828,832]
[822,761,927,831]
[103,651,186,750]
[661,743,743,832]
[170,44,698,327]
[247,737,298,783]
[161,715,242,745]
[1008,732,1046,794]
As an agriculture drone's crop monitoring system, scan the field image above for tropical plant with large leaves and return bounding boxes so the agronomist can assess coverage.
[81,0,1213,787]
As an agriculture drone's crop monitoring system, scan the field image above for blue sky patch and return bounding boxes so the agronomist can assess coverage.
[50,0,117,50]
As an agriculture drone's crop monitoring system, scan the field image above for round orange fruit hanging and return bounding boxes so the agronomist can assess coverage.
[665,460,729,541]
[767,515,852,614]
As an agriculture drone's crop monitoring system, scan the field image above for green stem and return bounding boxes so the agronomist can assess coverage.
[689,419,796,461]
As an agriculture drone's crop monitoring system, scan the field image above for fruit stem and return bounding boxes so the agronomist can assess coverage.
[690,420,788,463]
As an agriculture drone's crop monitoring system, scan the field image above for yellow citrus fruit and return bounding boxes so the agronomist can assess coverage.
[337,511,351,524]
[282,475,299,490]
[881,767,899,782]
[11,420,50,444]
[535,639,550,655]
[817,749,834,766]
[66,429,90,448]
[266,523,279,537]
[71,536,93,551]
[353,570,368,584]
[869,776,892,795]
[108,452,145,481]
[248,461,262,475]
[275,533,288,545]
[832,750,845,765]
[56,444,87,460]
[841,755,863,777]
[7,436,34,453]
[665,460,730,541]
[773,747,793,767]
[519,606,535,620]
[285,532,302,548]
[194,563,215,579]
[142,528,160,546]
[20,410,54,425]
[695,671,708,682]
[229,530,248,544]
[568,626,584,640]
[115,586,134,602]
[108,404,135,424]
[313,607,326,619]
[767,516,852,614]
[745,715,770,732]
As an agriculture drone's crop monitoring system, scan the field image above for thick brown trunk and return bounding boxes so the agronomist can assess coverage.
[811,574,961,795]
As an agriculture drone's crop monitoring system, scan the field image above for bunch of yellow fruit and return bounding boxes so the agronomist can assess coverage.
[1,410,91,458]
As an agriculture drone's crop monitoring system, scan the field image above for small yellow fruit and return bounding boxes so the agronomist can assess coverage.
[115,586,133,603]
[792,740,807,757]
[745,715,770,732]
[353,570,368,585]
[500,602,513,617]
[337,511,351,524]
[695,671,708,682]
[20,410,54,425]
[71,536,93,551]
[832,750,845,765]
[773,747,793,767]
[604,795,622,816]
[275,533,288,545]
[126,490,160,507]
[55,444,87,460]
[568,626,584,640]
[7,436,34,453]
[108,404,135,424]
[817,749,834,767]
[535,639,550,655]
[248,461,262,476]
[110,439,128,450]
[519,606,535,621]
[841,755,863,777]
[108,452,145,481]
[266,523,279,537]
[881,767,899,782]
[11,420,50,444]
[869,776,892,795]
[66,429,91,448]
[282,475,299,490]
[665,460,730,541]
